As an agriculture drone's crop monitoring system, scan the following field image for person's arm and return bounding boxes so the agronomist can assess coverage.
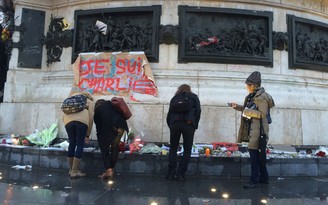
[242,108,261,119]
[93,108,101,138]
[194,95,201,129]
[243,95,268,120]
[86,99,95,137]
[166,110,171,128]
[229,102,244,111]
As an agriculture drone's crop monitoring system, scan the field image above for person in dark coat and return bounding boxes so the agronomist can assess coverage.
[94,99,129,179]
[166,84,201,181]
[229,71,275,188]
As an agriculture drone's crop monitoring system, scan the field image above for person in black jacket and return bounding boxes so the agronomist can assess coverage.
[166,84,201,181]
[94,99,129,179]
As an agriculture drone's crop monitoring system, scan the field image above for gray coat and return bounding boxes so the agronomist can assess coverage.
[234,88,275,149]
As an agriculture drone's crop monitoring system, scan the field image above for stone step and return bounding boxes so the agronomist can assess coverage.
[1,145,328,177]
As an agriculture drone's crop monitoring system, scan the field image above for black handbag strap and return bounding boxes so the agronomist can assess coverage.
[259,117,267,162]
[260,117,265,136]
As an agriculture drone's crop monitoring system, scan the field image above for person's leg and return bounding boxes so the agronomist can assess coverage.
[65,122,77,158]
[71,122,88,178]
[102,131,123,179]
[65,122,77,176]
[73,123,88,159]
[98,130,117,179]
[259,153,269,183]
[244,149,260,188]
[98,133,115,171]
[167,121,182,180]
[177,122,195,180]
[109,132,123,168]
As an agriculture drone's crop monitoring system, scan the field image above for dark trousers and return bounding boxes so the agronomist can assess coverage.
[97,131,122,169]
[249,149,269,183]
[168,121,195,175]
[65,121,88,159]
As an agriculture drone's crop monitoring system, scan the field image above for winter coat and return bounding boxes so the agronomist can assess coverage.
[63,92,95,137]
[234,87,275,150]
[166,92,201,129]
[94,100,129,139]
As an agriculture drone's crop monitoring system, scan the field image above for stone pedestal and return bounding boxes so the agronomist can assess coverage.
[1,0,328,145]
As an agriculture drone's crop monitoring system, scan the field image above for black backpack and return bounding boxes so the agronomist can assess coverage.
[170,93,193,113]
[61,94,87,114]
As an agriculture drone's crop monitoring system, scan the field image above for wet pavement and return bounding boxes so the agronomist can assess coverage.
[0,164,328,205]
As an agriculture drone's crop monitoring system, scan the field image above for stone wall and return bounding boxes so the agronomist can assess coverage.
[0,0,328,145]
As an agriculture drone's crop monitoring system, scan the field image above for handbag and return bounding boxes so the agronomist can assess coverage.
[259,118,267,162]
[111,97,132,120]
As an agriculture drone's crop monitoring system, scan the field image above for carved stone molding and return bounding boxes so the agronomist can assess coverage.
[159,24,178,45]
[273,31,288,51]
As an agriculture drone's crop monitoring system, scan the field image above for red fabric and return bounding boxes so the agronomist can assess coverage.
[119,142,125,152]
[316,151,326,157]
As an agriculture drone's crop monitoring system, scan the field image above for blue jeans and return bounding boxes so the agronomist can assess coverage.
[168,121,195,175]
[249,149,268,183]
[65,121,88,159]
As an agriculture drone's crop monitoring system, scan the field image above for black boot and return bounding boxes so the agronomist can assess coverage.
[166,169,177,181]
[259,177,269,184]
[177,172,185,181]
[243,181,258,188]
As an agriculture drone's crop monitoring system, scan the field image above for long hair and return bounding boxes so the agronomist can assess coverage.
[95,99,106,110]
[175,84,192,95]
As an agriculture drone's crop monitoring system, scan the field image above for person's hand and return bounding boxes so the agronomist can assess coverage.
[228,102,237,108]
[85,137,90,144]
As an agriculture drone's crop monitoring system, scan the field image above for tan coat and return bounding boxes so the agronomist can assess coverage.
[235,88,275,149]
[63,92,95,137]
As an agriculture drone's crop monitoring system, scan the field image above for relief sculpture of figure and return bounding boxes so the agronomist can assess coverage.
[88,25,103,51]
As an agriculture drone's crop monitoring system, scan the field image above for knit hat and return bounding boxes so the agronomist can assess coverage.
[245,71,261,86]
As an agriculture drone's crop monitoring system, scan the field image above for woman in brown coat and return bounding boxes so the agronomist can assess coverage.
[229,71,274,188]
[63,92,94,178]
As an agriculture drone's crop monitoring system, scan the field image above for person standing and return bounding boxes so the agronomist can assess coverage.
[229,71,274,188]
[0,25,8,102]
[63,92,94,178]
[166,84,201,181]
[94,99,129,179]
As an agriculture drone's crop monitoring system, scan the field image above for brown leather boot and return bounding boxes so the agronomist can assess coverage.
[68,157,74,176]
[70,157,86,178]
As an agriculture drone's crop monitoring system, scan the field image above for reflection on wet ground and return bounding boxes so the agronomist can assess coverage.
[0,164,327,205]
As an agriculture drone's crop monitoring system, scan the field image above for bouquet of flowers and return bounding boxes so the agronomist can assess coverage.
[1,27,11,42]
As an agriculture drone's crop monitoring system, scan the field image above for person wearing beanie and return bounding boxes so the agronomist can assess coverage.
[228,71,275,188]
[245,71,261,86]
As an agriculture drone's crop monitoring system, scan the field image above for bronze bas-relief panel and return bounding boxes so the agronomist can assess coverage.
[72,5,161,63]
[178,6,273,67]
[288,15,328,72]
